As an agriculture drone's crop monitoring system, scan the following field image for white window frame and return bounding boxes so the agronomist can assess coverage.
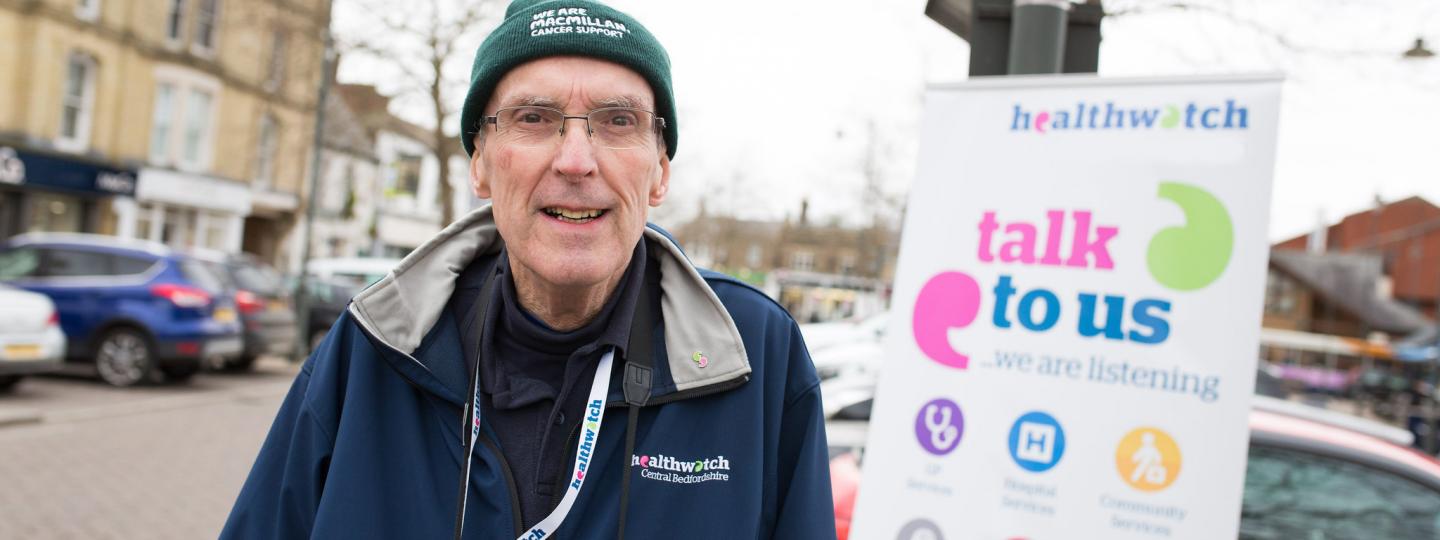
[75,0,101,22]
[56,52,97,153]
[150,65,220,173]
[165,0,186,46]
[149,82,176,164]
[190,0,220,56]
[791,250,815,272]
[254,113,278,188]
[180,88,214,170]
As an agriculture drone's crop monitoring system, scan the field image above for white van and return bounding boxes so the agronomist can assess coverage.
[304,258,401,288]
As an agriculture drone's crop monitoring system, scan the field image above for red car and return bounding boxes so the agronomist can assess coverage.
[830,397,1440,539]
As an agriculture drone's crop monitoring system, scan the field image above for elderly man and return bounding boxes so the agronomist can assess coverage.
[221,1,835,538]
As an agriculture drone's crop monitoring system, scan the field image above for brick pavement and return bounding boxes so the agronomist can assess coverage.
[0,360,299,539]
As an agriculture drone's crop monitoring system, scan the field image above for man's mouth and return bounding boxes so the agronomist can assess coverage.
[542,207,607,224]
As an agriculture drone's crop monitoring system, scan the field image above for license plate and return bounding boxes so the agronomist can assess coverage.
[3,344,42,360]
[213,307,236,323]
[269,300,288,312]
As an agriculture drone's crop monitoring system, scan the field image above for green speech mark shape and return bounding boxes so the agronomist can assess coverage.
[1146,182,1233,291]
[1160,105,1181,129]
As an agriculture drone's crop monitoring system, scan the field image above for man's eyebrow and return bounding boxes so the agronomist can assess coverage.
[593,95,650,109]
[498,95,561,108]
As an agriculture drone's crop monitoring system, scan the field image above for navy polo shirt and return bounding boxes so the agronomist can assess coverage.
[448,240,645,529]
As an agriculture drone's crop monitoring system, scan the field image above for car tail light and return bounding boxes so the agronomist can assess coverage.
[235,289,264,314]
[152,284,212,308]
[47,311,59,327]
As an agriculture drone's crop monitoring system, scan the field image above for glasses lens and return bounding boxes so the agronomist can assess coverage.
[589,108,655,149]
[496,107,562,146]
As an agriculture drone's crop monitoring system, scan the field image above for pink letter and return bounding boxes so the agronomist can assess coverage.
[977,211,1000,263]
[1065,211,1118,269]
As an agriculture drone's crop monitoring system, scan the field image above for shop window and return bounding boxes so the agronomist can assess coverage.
[193,0,220,52]
[58,52,97,152]
[165,0,185,43]
[149,83,175,164]
[254,114,278,188]
[27,192,83,233]
[202,211,228,249]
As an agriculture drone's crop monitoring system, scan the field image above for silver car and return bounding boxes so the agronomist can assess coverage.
[0,283,65,390]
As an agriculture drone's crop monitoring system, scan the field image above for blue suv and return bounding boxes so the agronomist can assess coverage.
[0,234,243,386]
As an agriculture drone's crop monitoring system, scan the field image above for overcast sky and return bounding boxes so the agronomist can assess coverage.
[335,0,1440,241]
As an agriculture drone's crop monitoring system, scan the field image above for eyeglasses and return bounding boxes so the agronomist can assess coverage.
[481,106,666,151]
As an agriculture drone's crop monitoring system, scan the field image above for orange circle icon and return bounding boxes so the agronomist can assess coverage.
[1114,427,1182,492]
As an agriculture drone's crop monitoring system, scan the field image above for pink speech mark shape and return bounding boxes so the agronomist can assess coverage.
[912,271,982,370]
[1034,111,1050,134]
[639,455,650,467]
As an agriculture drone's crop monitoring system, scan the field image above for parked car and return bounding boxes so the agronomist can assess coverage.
[0,233,242,386]
[0,283,66,390]
[292,276,359,355]
[800,311,889,356]
[305,257,400,289]
[828,395,1440,539]
[193,250,296,371]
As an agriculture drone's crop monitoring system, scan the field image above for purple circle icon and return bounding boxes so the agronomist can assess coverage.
[914,398,964,455]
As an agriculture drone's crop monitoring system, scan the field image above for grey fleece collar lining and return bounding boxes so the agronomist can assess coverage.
[347,206,751,395]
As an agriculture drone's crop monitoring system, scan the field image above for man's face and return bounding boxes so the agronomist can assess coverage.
[471,56,670,292]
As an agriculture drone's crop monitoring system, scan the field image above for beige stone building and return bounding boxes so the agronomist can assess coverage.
[0,0,328,267]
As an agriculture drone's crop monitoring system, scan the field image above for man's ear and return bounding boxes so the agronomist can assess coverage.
[648,153,670,207]
[470,141,491,199]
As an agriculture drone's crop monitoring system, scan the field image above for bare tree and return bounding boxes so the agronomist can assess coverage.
[336,0,500,226]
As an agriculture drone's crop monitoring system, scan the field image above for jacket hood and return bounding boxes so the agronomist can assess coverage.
[347,205,751,397]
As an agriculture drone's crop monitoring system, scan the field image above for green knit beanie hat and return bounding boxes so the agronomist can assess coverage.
[459,0,677,159]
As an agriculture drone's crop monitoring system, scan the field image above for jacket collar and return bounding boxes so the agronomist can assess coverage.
[347,205,751,401]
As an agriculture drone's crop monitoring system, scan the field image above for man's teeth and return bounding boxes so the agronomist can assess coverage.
[544,208,605,221]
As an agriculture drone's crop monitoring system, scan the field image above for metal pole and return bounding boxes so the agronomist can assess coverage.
[1428,248,1440,454]
[1007,0,1071,75]
[293,28,335,363]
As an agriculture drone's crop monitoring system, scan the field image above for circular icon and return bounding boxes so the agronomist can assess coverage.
[914,398,964,456]
[896,518,945,540]
[1115,427,1182,492]
[1007,411,1066,472]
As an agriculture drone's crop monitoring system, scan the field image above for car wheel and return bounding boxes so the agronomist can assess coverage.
[0,375,22,391]
[95,328,154,387]
[225,355,258,372]
[161,364,199,383]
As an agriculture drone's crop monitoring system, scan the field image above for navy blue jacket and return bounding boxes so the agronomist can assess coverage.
[221,208,836,539]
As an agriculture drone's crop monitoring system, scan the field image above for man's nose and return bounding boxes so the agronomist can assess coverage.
[553,118,598,179]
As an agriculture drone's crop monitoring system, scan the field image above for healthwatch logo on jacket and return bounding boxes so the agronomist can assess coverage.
[632,453,733,484]
[1009,100,1249,134]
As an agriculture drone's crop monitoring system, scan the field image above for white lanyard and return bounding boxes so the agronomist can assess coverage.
[457,348,616,540]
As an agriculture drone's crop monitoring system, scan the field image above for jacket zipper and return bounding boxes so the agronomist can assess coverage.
[477,430,526,536]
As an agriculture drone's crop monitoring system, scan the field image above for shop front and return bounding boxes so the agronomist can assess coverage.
[113,167,248,252]
[0,145,138,240]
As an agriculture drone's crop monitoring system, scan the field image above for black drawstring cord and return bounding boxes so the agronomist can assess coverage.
[617,404,641,539]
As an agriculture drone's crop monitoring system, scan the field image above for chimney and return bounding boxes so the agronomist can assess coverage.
[799,199,809,227]
[1307,209,1328,254]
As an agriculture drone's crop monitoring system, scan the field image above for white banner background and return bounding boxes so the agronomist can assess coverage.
[850,74,1282,540]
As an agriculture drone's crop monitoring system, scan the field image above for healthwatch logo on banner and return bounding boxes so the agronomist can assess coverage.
[911,182,1233,373]
[1009,100,1249,134]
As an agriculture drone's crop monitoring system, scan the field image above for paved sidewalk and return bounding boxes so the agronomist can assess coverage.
[0,359,299,539]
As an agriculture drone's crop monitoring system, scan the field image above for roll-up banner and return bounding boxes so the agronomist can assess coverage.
[851,74,1282,540]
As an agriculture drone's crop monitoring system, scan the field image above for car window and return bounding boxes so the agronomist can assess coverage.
[41,248,111,277]
[180,260,228,293]
[112,255,156,276]
[0,248,40,280]
[1241,445,1440,539]
[234,263,283,295]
